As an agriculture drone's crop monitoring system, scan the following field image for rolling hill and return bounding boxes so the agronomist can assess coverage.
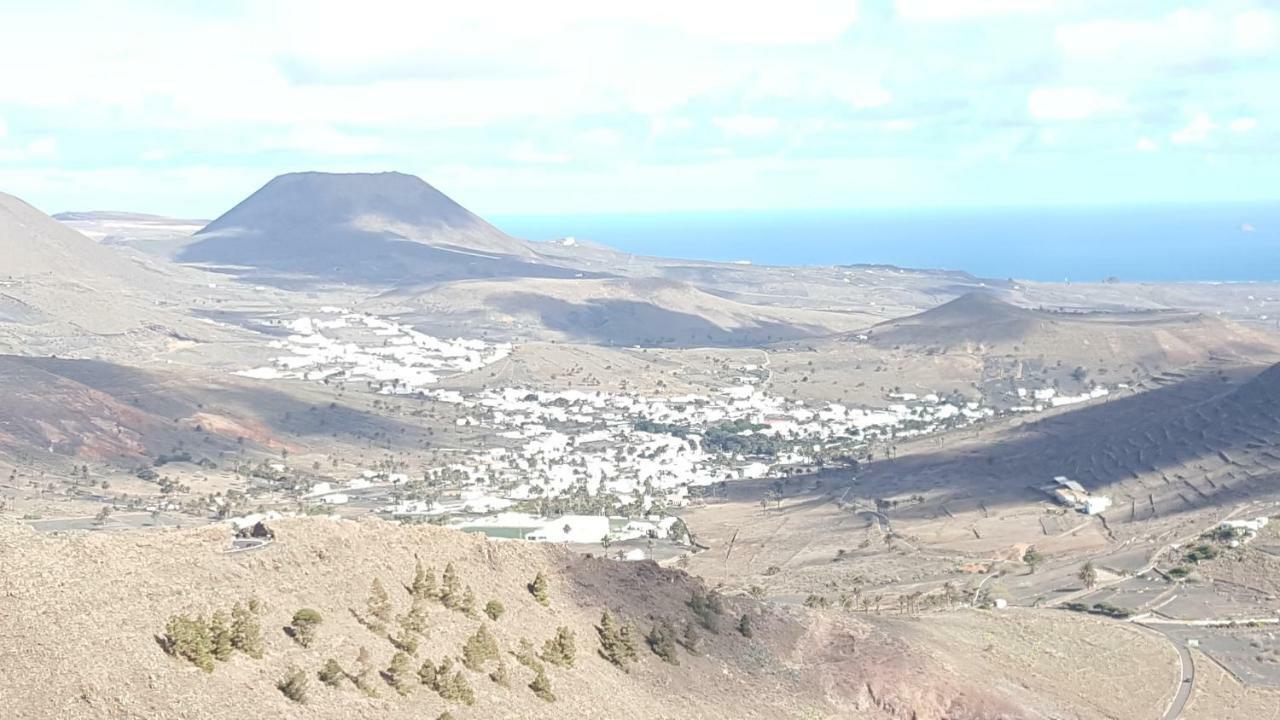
[0,515,1162,720]
[374,276,880,347]
[0,191,236,355]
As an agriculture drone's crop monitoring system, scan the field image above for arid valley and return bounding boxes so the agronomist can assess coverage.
[3,170,1280,719]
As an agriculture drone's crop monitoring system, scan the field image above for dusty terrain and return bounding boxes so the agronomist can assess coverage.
[3,172,1280,718]
[0,516,1136,720]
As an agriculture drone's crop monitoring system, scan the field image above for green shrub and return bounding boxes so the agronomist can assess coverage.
[737,614,754,638]
[289,608,322,647]
[418,658,438,688]
[230,603,264,659]
[463,624,500,670]
[489,656,511,687]
[597,610,638,669]
[209,610,234,661]
[529,667,556,702]
[529,571,550,606]
[411,559,438,600]
[688,588,725,632]
[277,666,308,703]
[679,622,701,654]
[399,598,430,635]
[484,599,505,621]
[367,579,392,629]
[513,637,545,672]
[542,626,576,668]
[647,620,680,665]
[385,651,415,695]
[163,614,214,672]
[389,627,420,655]
[441,562,462,609]
[318,658,345,687]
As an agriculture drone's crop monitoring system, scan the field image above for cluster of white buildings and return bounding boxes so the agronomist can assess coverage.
[1010,385,1111,413]
[234,308,511,390]
[381,381,997,516]
[227,318,1127,548]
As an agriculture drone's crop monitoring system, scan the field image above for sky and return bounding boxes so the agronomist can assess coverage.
[0,0,1277,219]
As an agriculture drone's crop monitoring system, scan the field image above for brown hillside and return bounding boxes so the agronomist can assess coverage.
[0,517,1041,720]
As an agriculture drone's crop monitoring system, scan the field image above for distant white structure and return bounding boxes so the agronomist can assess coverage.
[1040,476,1111,515]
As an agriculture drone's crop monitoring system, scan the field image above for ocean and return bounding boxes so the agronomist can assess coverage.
[492,203,1280,283]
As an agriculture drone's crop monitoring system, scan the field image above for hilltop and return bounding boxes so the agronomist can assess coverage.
[179,172,580,284]
[0,192,240,355]
[0,516,1065,720]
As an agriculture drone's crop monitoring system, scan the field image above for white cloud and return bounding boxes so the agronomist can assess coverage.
[1233,9,1280,52]
[882,119,919,132]
[1027,87,1123,121]
[1229,117,1258,133]
[508,142,571,165]
[1171,113,1215,145]
[1058,9,1278,69]
[0,136,56,162]
[140,148,170,161]
[1136,137,1158,152]
[714,114,781,138]
[896,0,1061,21]
[268,125,386,156]
[0,117,7,138]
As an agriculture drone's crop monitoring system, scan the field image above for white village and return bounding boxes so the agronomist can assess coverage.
[224,312,1119,558]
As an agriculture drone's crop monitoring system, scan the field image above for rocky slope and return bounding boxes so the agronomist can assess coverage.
[0,517,1050,720]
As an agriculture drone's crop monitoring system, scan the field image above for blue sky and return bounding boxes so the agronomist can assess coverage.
[0,0,1276,218]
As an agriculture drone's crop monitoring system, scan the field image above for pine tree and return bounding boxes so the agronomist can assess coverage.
[385,651,415,696]
[399,597,430,635]
[418,658,438,688]
[460,586,477,617]
[647,620,679,665]
[411,559,438,600]
[163,614,214,672]
[318,658,346,687]
[209,610,234,661]
[680,622,701,654]
[367,578,392,629]
[353,646,380,697]
[277,666,308,703]
[597,610,633,669]
[463,624,500,670]
[514,637,544,672]
[441,562,462,608]
[529,571,550,606]
[529,667,556,702]
[542,626,576,668]
[489,656,511,687]
[390,627,420,654]
[619,621,640,662]
[230,603,264,659]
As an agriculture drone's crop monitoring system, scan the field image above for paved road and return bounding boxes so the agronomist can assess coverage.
[1136,623,1194,720]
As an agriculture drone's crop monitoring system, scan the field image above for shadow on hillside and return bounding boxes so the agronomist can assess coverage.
[709,365,1279,527]
[852,364,1280,521]
[491,292,833,348]
[3,355,432,455]
[180,231,603,288]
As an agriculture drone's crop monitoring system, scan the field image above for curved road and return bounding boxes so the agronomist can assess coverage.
[1140,623,1194,720]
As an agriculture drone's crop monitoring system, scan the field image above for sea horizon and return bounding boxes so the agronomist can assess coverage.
[493,201,1280,283]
